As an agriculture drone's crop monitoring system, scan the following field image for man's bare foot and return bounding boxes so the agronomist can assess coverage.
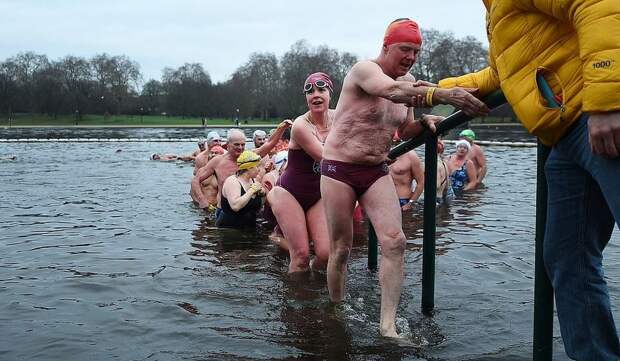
[380,326,400,338]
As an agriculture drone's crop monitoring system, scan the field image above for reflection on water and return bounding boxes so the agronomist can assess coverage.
[0,141,618,360]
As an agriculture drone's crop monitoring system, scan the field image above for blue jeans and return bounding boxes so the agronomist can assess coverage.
[544,114,620,360]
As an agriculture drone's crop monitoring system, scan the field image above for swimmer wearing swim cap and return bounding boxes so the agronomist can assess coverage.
[319,17,489,340]
[458,128,487,185]
[215,150,264,229]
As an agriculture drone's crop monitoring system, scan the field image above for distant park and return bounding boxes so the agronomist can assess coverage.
[0,29,518,127]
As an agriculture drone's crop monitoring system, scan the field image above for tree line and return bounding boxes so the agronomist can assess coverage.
[0,29,489,121]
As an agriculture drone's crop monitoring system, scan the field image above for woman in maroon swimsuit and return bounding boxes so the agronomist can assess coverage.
[267,72,334,273]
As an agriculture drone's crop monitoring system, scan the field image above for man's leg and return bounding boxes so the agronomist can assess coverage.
[321,176,357,302]
[544,116,620,360]
[360,175,406,337]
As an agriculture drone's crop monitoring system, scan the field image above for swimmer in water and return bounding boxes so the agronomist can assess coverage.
[215,150,265,229]
[320,18,487,338]
[447,139,478,192]
[266,72,335,273]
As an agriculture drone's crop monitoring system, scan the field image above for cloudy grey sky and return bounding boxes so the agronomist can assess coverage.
[1,1,488,83]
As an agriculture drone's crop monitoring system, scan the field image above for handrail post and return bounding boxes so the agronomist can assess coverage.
[368,223,378,271]
[421,134,438,315]
[533,141,554,360]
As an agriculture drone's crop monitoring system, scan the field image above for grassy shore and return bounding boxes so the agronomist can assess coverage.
[0,114,281,127]
[1,111,519,127]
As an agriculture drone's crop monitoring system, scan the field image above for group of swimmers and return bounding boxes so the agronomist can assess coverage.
[151,7,620,356]
[151,17,495,339]
[393,128,487,208]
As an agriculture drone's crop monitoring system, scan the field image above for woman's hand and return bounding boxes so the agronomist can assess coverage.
[249,183,264,196]
[198,200,210,210]
[278,119,293,129]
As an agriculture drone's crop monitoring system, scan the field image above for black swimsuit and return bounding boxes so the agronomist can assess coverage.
[216,181,262,229]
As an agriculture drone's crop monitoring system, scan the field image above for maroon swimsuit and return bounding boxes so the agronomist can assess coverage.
[277,148,322,211]
[320,159,389,197]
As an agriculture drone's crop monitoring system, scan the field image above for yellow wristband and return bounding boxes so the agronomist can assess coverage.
[425,87,435,107]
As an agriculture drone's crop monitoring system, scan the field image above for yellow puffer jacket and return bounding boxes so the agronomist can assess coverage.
[438,0,620,145]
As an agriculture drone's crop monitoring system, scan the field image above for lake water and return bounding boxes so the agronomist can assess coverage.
[0,129,618,360]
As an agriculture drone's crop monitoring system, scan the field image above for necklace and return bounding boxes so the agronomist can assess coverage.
[307,112,331,143]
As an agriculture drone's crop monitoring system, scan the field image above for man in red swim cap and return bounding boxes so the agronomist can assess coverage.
[320,18,489,338]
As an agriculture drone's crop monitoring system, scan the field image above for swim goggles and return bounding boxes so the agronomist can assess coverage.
[303,80,330,94]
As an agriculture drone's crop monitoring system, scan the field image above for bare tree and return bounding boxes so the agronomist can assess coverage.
[0,60,19,120]
[411,29,488,83]
[59,56,93,120]
[279,40,357,116]
[91,54,142,115]
[162,63,212,118]
[140,79,164,115]
[33,61,66,118]
[231,52,280,120]
[7,52,49,114]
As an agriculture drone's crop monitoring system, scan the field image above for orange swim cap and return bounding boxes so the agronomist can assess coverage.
[210,145,225,155]
[383,19,423,46]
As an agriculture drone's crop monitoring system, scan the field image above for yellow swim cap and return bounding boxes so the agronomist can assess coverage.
[237,150,261,170]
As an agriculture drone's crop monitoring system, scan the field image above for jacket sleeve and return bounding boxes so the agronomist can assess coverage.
[437,66,500,97]
[517,0,620,112]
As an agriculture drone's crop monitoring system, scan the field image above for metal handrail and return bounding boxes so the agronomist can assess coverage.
[367,89,553,361]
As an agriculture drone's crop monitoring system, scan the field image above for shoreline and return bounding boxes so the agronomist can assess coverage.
[0,124,280,129]
[1,122,523,129]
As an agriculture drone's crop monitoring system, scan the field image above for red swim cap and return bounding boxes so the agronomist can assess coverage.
[304,72,333,93]
[383,19,423,46]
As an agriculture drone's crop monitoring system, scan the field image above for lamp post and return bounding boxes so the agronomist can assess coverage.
[140,107,144,123]
[100,96,105,122]
[235,108,240,127]
[74,109,79,126]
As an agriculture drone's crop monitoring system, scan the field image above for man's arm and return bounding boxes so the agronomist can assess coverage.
[190,157,218,208]
[177,154,194,162]
[475,148,487,184]
[438,66,500,98]
[514,0,620,157]
[515,0,620,113]
[354,61,424,105]
[409,152,424,202]
[255,119,292,157]
[353,61,489,116]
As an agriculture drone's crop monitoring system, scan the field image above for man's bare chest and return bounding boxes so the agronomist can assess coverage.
[371,99,408,126]
[390,161,410,176]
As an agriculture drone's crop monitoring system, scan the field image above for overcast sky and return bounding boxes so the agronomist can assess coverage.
[1,1,488,83]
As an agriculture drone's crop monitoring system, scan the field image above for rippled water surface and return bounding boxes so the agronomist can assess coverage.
[0,137,618,361]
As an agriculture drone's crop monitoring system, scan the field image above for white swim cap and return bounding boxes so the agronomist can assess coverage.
[253,130,267,139]
[455,139,471,151]
[206,131,221,143]
[273,151,288,172]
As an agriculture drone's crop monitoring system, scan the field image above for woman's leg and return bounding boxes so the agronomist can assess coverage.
[306,199,330,270]
[268,186,311,273]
